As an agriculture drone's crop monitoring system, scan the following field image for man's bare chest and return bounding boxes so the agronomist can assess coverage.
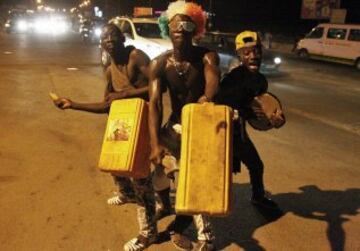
[110,63,139,91]
[113,64,137,80]
[164,61,204,93]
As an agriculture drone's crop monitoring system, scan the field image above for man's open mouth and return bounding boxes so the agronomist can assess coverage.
[173,32,185,39]
[249,62,260,67]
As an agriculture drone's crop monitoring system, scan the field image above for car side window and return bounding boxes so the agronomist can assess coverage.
[214,36,223,48]
[214,36,227,53]
[201,34,212,44]
[218,36,233,53]
[121,21,134,39]
[327,28,347,40]
[348,29,360,42]
[198,34,215,50]
[306,27,324,39]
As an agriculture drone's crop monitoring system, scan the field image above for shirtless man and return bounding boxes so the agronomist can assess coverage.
[52,23,157,251]
[149,2,220,250]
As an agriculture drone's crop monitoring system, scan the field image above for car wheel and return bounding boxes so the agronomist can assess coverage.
[298,49,309,59]
[101,49,110,68]
[355,58,360,70]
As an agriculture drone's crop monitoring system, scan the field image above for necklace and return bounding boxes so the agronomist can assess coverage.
[170,55,190,77]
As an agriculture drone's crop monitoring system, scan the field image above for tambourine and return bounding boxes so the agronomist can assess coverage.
[248,92,286,131]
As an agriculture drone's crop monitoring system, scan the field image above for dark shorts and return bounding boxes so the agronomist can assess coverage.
[233,132,263,173]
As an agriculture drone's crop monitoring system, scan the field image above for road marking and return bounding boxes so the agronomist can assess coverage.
[287,107,360,136]
[66,67,78,71]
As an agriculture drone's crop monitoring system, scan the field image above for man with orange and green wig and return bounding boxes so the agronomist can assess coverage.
[149,1,220,250]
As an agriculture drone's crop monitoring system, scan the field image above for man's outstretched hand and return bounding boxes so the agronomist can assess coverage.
[270,109,286,128]
[50,94,72,109]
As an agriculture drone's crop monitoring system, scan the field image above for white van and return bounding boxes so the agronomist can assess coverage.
[296,23,360,69]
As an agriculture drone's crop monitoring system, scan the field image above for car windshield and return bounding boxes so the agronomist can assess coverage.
[305,27,324,39]
[200,33,236,54]
[134,23,162,39]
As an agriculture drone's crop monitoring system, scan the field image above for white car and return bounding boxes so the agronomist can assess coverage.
[101,17,172,67]
[296,23,360,70]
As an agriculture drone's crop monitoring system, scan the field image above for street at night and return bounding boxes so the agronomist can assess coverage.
[0,27,359,250]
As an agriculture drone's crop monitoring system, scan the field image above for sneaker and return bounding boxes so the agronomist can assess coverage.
[123,234,157,251]
[251,196,278,210]
[107,195,136,206]
[196,240,216,251]
[170,233,193,251]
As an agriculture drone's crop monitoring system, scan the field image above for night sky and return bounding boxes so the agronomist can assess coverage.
[124,0,360,35]
[2,0,359,35]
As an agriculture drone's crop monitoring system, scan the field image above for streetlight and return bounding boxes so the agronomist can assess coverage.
[36,0,42,4]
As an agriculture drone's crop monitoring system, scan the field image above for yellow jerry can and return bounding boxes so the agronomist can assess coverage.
[98,98,151,179]
[176,103,233,216]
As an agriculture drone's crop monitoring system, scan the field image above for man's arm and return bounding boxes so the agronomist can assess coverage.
[134,49,150,80]
[148,57,166,165]
[198,51,221,103]
[53,98,110,113]
[52,68,112,113]
[124,49,150,97]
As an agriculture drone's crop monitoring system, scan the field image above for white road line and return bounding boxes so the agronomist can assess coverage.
[66,67,78,71]
[287,107,360,136]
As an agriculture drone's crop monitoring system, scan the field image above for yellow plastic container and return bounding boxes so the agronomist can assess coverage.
[98,98,151,179]
[176,103,233,216]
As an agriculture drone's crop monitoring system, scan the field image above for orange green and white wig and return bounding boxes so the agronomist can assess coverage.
[158,1,207,38]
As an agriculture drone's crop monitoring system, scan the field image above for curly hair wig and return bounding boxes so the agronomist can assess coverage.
[158,1,207,39]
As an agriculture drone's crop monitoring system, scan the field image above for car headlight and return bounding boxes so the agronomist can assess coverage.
[53,21,68,34]
[35,19,49,33]
[95,28,102,37]
[274,57,282,65]
[17,20,28,31]
[5,23,10,28]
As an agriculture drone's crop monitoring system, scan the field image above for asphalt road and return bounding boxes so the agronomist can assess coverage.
[0,32,359,251]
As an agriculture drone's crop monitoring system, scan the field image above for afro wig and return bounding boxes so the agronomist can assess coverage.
[158,1,207,39]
